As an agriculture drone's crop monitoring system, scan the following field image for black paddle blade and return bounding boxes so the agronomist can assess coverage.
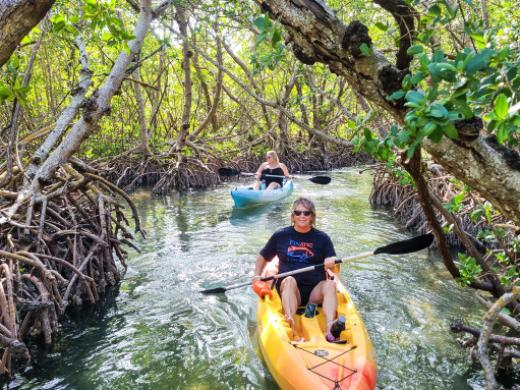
[374,233,434,255]
[309,175,331,185]
[200,286,226,294]
[218,167,240,177]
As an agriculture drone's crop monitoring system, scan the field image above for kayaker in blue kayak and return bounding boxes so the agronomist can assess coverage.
[253,150,291,191]
[253,197,342,341]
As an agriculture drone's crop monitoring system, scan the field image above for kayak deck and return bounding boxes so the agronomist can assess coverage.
[257,262,377,389]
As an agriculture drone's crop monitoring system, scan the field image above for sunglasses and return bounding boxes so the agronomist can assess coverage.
[293,210,312,216]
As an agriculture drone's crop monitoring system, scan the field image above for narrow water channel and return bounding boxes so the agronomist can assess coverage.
[13,168,485,389]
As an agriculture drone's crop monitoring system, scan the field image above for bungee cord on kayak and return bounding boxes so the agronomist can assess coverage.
[293,343,359,389]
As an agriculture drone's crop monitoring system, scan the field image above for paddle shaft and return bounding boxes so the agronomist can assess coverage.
[217,251,373,292]
[200,234,433,294]
[217,167,330,185]
[259,251,373,282]
[238,172,290,180]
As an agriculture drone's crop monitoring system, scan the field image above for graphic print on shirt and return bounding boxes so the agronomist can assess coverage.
[287,239,315,263]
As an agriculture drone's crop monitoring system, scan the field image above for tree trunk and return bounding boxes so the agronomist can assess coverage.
[133,67,151,155]
[27,28,92,178]
[2,18,47,188]
[221,39,274,132]
[188,24,223,141]
[276,72,296,153]
[0,0,55,68]
[173,5,192,160]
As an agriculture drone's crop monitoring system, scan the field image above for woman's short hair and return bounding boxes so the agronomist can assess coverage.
[266,150,279,164]
[291,197,316,226]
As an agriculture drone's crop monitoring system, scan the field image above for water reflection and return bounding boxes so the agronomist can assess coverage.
[229,203,289,227]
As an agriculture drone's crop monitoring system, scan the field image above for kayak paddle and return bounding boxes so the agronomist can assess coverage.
[218,167,331,185]
[200,233,434,294]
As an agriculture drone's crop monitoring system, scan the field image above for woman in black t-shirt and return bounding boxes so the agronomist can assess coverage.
[253,150,291,191]
[253,198,340,341]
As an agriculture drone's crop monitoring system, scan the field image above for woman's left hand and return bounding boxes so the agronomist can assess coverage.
[324,257,337,269]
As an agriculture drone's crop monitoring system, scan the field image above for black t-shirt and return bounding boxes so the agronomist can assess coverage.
[260,226,336,289]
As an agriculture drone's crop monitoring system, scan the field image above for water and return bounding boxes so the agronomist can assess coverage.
[12,168,486,389]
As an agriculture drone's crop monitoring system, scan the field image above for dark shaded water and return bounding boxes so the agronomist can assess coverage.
[12,168,485,389]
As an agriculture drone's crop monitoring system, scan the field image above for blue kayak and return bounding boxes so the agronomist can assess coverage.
[231,180,294,208]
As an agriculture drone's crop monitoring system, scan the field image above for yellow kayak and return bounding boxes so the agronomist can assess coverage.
[257,260,377,390]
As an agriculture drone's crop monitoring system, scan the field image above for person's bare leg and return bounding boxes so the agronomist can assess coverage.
[265,182,281,192]
[280,276,301,334]
[309,280,338,334]
[253,180,261,190]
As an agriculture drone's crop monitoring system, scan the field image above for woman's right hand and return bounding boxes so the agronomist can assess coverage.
[252,279,272,298]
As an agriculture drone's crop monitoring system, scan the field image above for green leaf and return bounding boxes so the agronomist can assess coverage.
[496,124,508,144]
[387,90,405,101]
[470,208,483,221]
[451,99,473,118]
[428,4,442,16]
[494,94,509,120]
[402,74,412,90]
[271,29,282,46]
[359,43,372,56]
[443,123,458,139]
[428,62,456,82]
[255,32,266,46]
[422,121,437,136]
[429,104,449,119]
[406,141,419,159]
[410,72,426,85]
[418,53,429,69]
[429,127,444,142]
[101,31,113,42]
[407,44,424,55]
[395,130,411,146]
[404,102,421,109]
[253,16,265,31]
[405,90,425,105]
[0,84,13,103]
[464,49,493,75]
[445,1,458,18]
[447,111,464,121]
[424,122,437,135]
[432,50,445,63]
[50,14,67,32]
[375,22,388,31]
[469,32,487,50]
